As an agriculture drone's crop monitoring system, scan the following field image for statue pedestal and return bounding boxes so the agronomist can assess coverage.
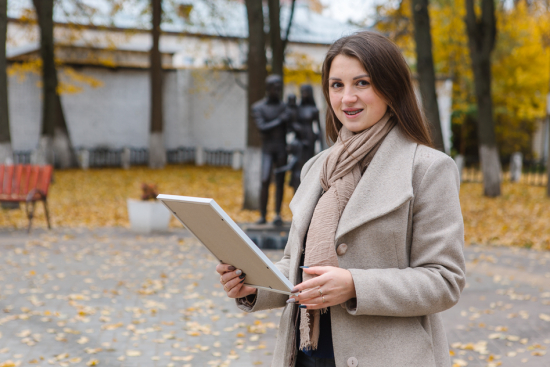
[240,222,291,250]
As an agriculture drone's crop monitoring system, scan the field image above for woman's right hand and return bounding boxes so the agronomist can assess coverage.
[216,263,257,299]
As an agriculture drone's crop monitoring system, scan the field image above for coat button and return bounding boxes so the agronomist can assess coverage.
[347,357,358,367]
[336,243,348,256]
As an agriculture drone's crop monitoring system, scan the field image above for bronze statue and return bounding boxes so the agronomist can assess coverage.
[289,84,320,191]
[252,75,289,225]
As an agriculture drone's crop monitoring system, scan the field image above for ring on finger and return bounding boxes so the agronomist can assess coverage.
[322,295,326,303]
[318,289,323,296]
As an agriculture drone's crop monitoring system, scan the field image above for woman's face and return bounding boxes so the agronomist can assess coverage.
[328,54,388,133]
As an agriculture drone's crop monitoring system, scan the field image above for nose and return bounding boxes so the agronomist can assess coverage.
[341,87,358,105]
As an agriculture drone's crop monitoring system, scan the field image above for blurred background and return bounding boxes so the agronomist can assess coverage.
[0,0,550,249]
[0,2,550,367]
[1,0,550,245]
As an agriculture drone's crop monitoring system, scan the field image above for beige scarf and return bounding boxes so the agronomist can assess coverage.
[299,111,395,351]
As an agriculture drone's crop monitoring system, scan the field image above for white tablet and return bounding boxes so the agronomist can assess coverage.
[157,194,295,295]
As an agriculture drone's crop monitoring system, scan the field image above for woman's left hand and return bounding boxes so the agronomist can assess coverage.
[288,266,356,309]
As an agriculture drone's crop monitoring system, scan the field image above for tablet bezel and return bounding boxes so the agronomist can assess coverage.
[157,194,295,295]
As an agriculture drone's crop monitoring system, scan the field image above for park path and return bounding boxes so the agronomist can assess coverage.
[0,227,548,367]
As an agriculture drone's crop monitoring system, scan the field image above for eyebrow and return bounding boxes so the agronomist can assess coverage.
[328,74,370,81]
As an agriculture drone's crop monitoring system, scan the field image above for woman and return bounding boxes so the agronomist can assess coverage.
[217,31,465,367]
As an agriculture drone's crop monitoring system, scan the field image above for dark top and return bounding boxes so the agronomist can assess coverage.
[296,249,335,359]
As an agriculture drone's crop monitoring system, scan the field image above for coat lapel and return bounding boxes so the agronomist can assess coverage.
[289,126,417,244]
[335,126,417,241]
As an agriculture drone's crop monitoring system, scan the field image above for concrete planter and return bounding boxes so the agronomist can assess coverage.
[127,199,171,233]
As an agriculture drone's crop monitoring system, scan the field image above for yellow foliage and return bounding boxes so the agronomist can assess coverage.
[7,59,42,82]
[97,57,117,68]
[374,0,415,60]
[308,0,326,14]
[460,182,550,250]
[1,167,548,251]
[0,166,293,230]
[283,52,322,86]
[8,60,104,95]
[62,67,104,89]
[375,0,550,156]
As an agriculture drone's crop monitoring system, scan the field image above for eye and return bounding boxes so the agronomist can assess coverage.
[330,81,343,89]
[357,80,370,87]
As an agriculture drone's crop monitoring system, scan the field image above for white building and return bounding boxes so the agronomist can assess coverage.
[6,0,452,167]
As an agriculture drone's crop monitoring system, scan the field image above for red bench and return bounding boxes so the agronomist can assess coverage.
[0,164,53,232]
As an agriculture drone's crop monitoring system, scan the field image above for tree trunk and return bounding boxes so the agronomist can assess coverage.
[244,0,267,148]
[411,0,444,152]
[545,62,550,196]
[149,0,166,169]
[465,0,501,197]
[546,100,550,197]
[53,94,76,168]
[0,0,12,164]
[282,0,296,52]
[243,0,267,210]
[33,0,75,167]
[268,0,284,77]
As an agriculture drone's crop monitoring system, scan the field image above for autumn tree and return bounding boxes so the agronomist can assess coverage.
[242,0,298,209]
[242,0,267,209]
[268,0,284,77]
[268,0,296,78]
[32,0,75,168]
[149,0,166,169]
[0,0,12,164]
[411,0,444,151]
[465,0,501,197]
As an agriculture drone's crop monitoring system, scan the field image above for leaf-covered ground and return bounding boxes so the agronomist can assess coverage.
[1,229,549,367]
[460,182,550,250]
[1,166,549,250]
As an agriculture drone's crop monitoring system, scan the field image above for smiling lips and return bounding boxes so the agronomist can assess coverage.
[343,109,363,116]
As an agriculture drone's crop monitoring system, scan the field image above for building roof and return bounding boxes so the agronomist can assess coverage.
[7,0,363,45]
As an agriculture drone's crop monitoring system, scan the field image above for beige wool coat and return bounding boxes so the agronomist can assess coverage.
[237,125,466,367]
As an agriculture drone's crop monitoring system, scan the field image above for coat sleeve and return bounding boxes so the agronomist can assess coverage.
[346,155,466,317]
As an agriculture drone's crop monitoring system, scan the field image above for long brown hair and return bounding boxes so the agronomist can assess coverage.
[322,31,433,147]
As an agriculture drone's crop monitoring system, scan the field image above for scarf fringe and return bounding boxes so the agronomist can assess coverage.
[299,308,312,350]
[299,308,329,351]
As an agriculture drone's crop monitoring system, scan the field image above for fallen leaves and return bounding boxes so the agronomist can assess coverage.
[0,166,294,229]
[0,362,20,367]
[101,322,123,330]
[451,340,489,355]
[460,182,550,250]
[1,167,548,251]
[0,232,283,366]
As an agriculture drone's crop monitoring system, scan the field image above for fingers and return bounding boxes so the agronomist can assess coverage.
[216,263,236,275]
[290,287,320,304]
[290,276,325,294]
[225,276,257,298]
[287,289,330,308]
[224,272,245,288]
[227,284,257,299]
[299,300,332,310]
[302,266,330,276]
[221,269,245,285]
[290,266,333,293]
[227,283,244,298]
